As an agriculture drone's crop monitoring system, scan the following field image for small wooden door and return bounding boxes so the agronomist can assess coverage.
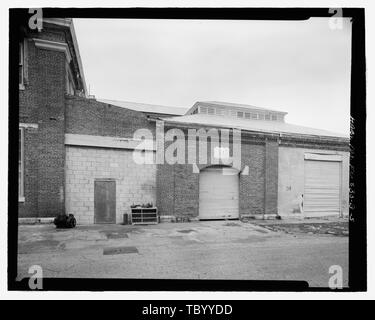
[94,179,116,224]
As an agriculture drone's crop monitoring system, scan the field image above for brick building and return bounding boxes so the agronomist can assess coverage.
[19,18,87,219]
[156,102,349,221]
[18,19,350,224]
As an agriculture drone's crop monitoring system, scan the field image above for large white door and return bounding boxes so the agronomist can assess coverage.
[199,167,239,220]
[304,160,341,216]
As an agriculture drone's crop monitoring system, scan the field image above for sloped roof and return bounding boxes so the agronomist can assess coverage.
[201,101,287,114]
[186,101,288,115]
[98,98,188,116]
[162,114,349,139]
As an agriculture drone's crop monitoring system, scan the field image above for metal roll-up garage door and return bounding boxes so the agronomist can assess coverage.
[304,159,341,216]
[199,166,239,220]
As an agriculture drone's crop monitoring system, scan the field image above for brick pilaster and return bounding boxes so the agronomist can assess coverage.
[264,139,279,215]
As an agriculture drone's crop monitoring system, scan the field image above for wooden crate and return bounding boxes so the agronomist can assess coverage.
[131,207,158,225]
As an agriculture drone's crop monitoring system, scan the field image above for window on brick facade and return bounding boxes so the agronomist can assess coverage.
[237,111,244,118]
[258,113,265,120]
[265,113,271,120]
[271,114,277,121]
[251,113,259,120]
[19,41,24,87]
[19,128,25,201]
[244,112,250,119]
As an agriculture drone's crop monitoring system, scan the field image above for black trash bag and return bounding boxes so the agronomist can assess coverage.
[54,214,76,228]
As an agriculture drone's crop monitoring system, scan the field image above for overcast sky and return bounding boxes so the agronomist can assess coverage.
[74,18,352,135]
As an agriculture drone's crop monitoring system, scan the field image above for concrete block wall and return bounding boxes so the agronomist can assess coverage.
[65,146,156,224]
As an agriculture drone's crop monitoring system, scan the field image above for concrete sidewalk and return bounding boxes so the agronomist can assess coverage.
[249,217,349,236]
[17,220,348,287]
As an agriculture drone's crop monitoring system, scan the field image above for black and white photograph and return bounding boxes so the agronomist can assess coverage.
[3,3,371,301]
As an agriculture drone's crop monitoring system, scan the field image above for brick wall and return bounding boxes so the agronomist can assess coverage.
[19,126,39,217]
[156,162,176,217]
[65,96,158,224]
[65,95,155,138]
[155,125,270,218]
[19,26,157,218]
[65,146,156,224]
[239,141,266,216]
[264,139,279,215]
[174,164,199,217]
[19,32,67,218]
[18,25,349,221]
[155,139,199,218]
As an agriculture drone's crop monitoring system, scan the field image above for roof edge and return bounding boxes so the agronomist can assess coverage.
[196,101,289,115]
[97,98,188,116]
[160,117,349,143]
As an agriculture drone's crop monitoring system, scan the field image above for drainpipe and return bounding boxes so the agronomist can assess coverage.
[276,133,282,220]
